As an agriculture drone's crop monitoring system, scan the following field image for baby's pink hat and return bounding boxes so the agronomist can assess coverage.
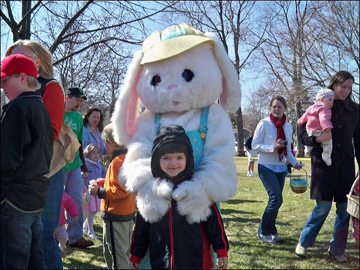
[316,88,334,101]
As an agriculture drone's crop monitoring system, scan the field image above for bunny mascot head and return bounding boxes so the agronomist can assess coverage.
[112,23,241,224]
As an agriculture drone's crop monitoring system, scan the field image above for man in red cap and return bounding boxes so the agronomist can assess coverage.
[1,54,54,269]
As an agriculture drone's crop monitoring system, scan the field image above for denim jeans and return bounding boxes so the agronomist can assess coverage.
[1,202,44,269]
[258,164,286,236]
[41,169,64,269]
[64,167,84,244]
[299,200,350,255]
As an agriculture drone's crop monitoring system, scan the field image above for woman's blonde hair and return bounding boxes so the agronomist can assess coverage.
[5,40,54,78]
[84,144,101,158]
[102,123,125,149]
[9,74,40,90]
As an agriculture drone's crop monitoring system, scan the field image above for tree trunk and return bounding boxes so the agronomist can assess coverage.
[235,107,245,156]
[295,101,305,157]
[20,0,31,40]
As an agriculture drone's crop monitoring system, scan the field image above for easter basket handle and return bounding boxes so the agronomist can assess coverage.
[290,168,308,182]
[348,170,359,196]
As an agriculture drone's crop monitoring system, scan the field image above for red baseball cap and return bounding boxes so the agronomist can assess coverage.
[1,54,38,78]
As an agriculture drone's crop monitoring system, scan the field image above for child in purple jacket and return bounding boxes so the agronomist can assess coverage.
[82,144,107,239]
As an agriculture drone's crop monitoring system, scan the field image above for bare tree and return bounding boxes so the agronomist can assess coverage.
[1,1,173,118]
[302,1,359,100]
[256,1,330,156]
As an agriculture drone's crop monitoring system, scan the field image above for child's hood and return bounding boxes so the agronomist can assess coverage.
[151,125,194,180]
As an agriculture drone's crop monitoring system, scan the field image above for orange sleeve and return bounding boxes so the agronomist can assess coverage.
[105,157,131,200]
[42,81,65,141]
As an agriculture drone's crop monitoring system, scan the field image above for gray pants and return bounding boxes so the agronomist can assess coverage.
[103,219,133,269]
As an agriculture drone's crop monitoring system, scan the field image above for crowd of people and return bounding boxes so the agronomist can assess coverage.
[1,37,359,270]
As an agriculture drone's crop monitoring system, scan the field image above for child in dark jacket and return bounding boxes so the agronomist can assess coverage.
[129,125,229,269]
[1,54,53,269]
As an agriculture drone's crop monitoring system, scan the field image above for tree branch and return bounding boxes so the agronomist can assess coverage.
[50,0,94,54]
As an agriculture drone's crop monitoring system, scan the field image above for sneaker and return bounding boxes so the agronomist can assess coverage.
[61,248,67,258]
[251,171,256,177]
[328,249,347,263]
[295,243,307,257]
[69,237,94,249]
[272,234,284,242]
[247,172,252,177]
[257,232,275,244]
[88,233,97,240]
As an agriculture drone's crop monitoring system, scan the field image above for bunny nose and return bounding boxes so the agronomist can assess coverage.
[167,84,178,90]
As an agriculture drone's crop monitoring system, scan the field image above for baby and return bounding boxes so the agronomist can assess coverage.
[298,88,334,166]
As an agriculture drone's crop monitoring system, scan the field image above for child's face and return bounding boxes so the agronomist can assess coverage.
[89,148,100,162]
[321,95,334,109]
[1,75,26,101]
[160,152,187,178]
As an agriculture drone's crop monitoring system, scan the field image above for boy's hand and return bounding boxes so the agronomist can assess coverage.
[81,172,89,179]
[218,257,228,269]
[89,184,99,196]
[73,216,78,223]
[130,262,139,269]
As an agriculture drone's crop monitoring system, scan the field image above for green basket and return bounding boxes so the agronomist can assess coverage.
[290,169,308,194]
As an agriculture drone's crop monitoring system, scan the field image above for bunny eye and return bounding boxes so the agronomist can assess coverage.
[151,75,161,87]
[182,69,194,82]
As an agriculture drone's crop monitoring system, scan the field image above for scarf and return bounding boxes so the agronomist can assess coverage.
[270,113,287,161]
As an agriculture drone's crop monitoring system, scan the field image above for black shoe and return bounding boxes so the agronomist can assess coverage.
[69,237,94,248]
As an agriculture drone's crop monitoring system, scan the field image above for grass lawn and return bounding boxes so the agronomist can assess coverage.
[63,157,359,269]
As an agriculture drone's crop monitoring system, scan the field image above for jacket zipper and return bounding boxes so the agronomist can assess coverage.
[169,206,174,269]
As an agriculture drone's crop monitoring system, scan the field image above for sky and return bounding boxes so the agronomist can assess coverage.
[0,1,264,109]
[2,1,358,108]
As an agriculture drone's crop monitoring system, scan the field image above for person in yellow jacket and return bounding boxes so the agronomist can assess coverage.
[89,123,135,269]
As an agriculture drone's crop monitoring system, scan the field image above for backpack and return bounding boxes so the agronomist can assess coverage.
[37,77,80,178]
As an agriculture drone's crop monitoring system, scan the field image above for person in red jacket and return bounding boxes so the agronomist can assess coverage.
[54,192,78,258]
[129,125,229,269]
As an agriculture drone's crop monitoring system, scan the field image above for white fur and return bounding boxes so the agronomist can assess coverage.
[112,31,241,223]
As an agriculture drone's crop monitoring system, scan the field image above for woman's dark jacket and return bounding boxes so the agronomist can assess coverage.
[299,99,359,202]
[130,125,228,269]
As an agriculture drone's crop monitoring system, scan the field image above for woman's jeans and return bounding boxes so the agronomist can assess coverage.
[1,202,44,269]
[41,169,64,269]
[258,164,286,236]
[299,200,350,255]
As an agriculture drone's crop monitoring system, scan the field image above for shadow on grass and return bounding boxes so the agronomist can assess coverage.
[226,199,262,204]
[221,208,254,215]
[229,235,359,269]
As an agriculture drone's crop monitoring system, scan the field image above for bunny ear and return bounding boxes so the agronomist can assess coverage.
[204,32,241,113]
[111,51,143,146]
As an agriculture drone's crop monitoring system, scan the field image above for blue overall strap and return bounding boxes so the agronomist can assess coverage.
[155,113,162,133]
[199,106,209,142]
